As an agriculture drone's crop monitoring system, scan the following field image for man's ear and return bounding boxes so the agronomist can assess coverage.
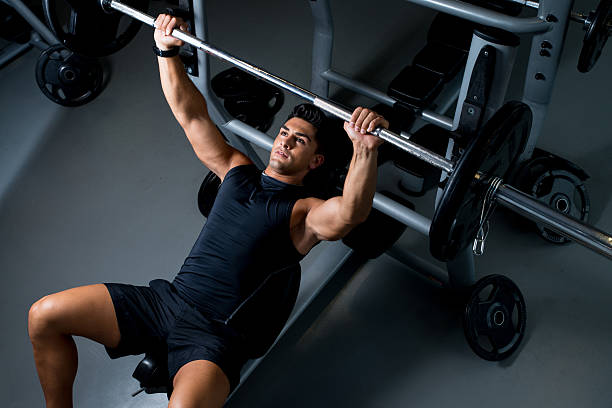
[309,154,325,170]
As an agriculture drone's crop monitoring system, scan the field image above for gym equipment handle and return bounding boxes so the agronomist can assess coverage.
[406,0,551,33]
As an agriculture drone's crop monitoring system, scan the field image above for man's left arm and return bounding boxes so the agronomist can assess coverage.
[304,108,388,241]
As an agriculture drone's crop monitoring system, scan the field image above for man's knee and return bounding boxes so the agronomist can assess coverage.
[28,295,66,342]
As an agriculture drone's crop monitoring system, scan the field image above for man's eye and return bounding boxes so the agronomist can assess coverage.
[280,131,287,136]
[297,138,304,144]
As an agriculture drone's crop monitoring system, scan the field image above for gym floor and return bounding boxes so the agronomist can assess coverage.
[1,0,611,407]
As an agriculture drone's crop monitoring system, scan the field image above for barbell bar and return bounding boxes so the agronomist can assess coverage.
[102,0,612,260]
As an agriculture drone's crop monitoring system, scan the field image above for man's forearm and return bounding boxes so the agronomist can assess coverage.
[158,55,208,127]
[338,141,379,224]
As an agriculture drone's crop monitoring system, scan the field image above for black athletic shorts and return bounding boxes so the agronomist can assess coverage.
[103,279,247,392]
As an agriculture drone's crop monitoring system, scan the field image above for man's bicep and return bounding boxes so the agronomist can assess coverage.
[305,197,354,241]
[184,117,251,179]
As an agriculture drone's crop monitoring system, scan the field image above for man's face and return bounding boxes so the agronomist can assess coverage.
[268,117,324,177]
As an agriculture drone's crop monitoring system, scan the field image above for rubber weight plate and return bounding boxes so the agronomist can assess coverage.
[197,170,221,218]
[429,101,532,262]
[463,274,526,361]
[578,0,612,73]
[43,0,149,57]
[36,45,104,107]
[515,150,590,244]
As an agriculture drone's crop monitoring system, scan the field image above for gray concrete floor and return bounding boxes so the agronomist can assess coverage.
[1,0,611,407]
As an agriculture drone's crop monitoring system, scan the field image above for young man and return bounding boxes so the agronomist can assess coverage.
[28,14,388,408]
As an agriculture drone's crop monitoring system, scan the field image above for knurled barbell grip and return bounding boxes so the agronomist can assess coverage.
[107,0,456,174]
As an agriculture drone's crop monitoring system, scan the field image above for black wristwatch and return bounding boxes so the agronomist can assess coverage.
[153,45,180,58]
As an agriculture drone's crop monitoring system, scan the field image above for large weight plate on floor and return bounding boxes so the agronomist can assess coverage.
[578,0,612,73]
[429,102,532,262]
[463,274,526,361]
[43,0,149,57]
[36,45,104,106]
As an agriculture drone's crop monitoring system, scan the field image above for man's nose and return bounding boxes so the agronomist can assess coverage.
[283,137,294,148]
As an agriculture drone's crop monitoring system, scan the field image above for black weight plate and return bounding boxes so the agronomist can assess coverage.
[224,97,282,133]
[578,0,612,73]
[43,0,149,57]
[212,67,258,99]
[212,67,285,132]
[513,149,590,244]
[429,102,532,262]
[197,170,221,217]
[533,169,590,243]
[463,274,526,361]
[36,45,104,107]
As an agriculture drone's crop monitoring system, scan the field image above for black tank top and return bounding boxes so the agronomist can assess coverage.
[173,164,306,320]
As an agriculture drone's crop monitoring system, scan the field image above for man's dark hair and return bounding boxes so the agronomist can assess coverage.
[287,103,328,155]
[287,103,352,199]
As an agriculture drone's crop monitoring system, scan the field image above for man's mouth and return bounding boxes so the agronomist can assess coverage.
[275,150,288,159]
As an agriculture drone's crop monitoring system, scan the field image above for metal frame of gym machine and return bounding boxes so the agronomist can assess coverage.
[309,0,576,288]
[185,0,581,396]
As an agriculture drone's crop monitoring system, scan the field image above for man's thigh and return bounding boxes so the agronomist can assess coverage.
[170,360,230,408]
[29,284,120,347]
[103,280,182,358]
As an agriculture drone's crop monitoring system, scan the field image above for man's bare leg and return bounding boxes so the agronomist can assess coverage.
[28,284,121,408]
[169,360,231,408]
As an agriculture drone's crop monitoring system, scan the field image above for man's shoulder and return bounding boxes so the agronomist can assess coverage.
[293,197,324,215]
[222,163,259,183]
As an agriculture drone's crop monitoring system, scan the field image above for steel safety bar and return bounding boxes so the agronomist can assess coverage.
[406,0,551,33]
[320,69,455,130]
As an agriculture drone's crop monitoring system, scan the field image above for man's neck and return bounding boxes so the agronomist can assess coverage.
[263,166,305,186]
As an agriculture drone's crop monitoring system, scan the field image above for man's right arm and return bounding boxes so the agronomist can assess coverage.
[155,14,251,180]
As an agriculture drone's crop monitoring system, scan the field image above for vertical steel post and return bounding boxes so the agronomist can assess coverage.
[190,0,265,168]
[309,0,334,97]
[520,0,575,161]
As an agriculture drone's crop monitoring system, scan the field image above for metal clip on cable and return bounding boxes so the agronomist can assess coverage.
[473,177,503,256]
